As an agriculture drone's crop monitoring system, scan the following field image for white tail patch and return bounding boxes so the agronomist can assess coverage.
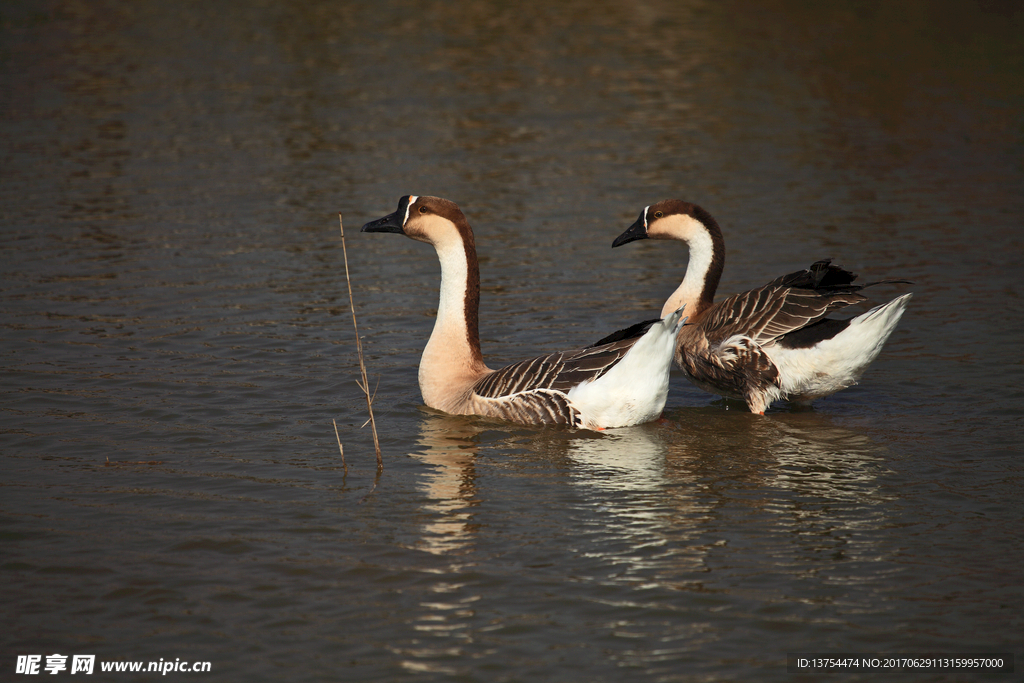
[567,305,685,429]
[771,293,912,400]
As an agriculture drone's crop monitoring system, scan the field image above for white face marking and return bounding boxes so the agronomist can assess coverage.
[403,195,419,226]
[643,205,650,230]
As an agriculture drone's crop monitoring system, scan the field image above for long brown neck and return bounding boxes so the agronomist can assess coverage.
[660,209,725,318]
[459,224,483,365]
[419,217,489,409]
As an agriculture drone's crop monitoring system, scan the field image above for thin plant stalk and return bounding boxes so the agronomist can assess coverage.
[332,419,348,475]
[339,213,383,471]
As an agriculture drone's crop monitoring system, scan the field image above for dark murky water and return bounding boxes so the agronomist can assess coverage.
[2,1,1022,680]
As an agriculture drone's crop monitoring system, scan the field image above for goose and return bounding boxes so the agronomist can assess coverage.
[361,195,687,430]
[612,200,912,414]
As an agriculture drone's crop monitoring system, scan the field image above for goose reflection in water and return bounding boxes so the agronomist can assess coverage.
[566,426,669,493]
[659,405,896,572]
[390,413,491,678]
[661,406,892,502]
[562,426,713,584]
[410,412,486,557]
[765,413,894,503]
[408,405,894,592]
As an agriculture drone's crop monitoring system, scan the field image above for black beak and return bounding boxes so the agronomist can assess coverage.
[361,196,411,234]
[612,210,649,248]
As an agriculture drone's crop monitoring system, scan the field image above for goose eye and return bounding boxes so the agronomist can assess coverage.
[654,211,663,218]
[418,205,428,214]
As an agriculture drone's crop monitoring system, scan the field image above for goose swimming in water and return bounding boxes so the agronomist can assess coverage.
[361,195,687,430]
[612,200,912,414]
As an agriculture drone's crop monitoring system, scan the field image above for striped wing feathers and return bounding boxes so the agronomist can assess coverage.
[719,259,912,346]
[702,284,864,346]
[473,350,572,396]
[682,261,863,403]
[472,336,638,399]
[469,333,645,426]
[698,259,885,346]
[473,388,584,428]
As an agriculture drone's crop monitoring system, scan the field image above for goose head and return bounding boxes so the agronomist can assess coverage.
[612,200,726,314]
[361,195,485,374]
[361,195,472,249]
[612,200,719,248]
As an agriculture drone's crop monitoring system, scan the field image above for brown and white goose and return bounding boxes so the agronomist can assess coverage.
[361,195,687,430]
[612,200,912,414]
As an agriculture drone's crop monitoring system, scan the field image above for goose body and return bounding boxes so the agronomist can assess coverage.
[612,200,912,414]
[362,195,686,430]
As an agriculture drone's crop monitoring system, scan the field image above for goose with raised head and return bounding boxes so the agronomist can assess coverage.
[612,200,912,414]
[361,195,687,430]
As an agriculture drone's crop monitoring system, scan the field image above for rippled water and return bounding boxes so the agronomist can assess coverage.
[2,0,1022,680]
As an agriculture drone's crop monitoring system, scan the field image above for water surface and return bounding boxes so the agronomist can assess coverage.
[2,0,1022,680]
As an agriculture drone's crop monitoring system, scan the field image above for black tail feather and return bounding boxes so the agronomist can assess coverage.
[779,258,912,293]
[587,318,661,348]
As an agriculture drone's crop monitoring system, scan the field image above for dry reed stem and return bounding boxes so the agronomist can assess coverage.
[332,419,348,475]
[339,214,383,471]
